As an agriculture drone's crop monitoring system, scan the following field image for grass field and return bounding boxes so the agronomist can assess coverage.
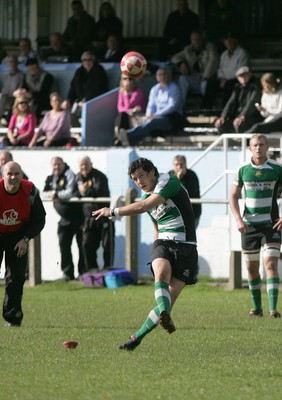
[0,280,281,400]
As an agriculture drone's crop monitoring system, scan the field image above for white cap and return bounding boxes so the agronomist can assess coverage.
[236,66,250,77]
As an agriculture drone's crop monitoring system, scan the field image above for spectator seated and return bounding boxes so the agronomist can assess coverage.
[0,62,122,102]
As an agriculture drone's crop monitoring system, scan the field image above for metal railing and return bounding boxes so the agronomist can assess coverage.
[189,133,282,209]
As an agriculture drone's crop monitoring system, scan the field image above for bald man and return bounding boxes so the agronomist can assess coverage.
[0,161,45,327]
[0,150,28,180]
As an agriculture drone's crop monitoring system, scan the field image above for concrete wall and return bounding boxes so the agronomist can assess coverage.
[0,147,281,282]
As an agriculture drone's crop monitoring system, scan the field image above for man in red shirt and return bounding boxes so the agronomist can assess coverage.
[0,161,45,327]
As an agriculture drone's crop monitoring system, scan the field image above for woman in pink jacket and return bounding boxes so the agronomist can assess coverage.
[2,95,37,147]
[114,75,147,145]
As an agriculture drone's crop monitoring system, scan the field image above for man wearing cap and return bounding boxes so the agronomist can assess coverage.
[14,58,55,121]
[214,66,263,133]
[0,55,26,126]
[217,32,249,106]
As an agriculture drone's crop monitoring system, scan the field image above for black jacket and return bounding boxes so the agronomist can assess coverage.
[43,164,83,224]
[24,183,46,239]
[221,76,262,120]
[74,168,110,217]
[169,169,202,219]
[163,9,200,49]
[68,64,108,104]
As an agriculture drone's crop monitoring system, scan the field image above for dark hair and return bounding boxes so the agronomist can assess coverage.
[128,158,158,177]
[19,37,31,47]
[99,2,116,18]
[71,0,83,7]
[223,32,238,40]
[50,32,63,40]
[26,57,38,66]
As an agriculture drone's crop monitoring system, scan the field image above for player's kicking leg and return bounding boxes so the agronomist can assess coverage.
[119,273,185,351]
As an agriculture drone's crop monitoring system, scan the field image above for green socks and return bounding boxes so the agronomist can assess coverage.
[133,281,172,341]
[134,306,160,341]
[248,276,280,312]
[267,277,280,311]
[248,276,262,311]
[154,281,171,314]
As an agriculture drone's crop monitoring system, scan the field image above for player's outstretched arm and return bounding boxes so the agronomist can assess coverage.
[92,193,165,220]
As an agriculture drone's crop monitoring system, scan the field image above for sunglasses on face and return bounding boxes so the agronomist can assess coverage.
[82,58,92,62]
[122,77,134,80]
[18,101,28,105]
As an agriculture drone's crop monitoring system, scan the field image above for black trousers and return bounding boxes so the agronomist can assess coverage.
[247,116,282,133]
[35,138,70,147]
[219,115,263,133]
[57,221,85,278]
[0,234,27,326]
[82,217,115,271]
[115,112,131,131]
[102,218,115,268]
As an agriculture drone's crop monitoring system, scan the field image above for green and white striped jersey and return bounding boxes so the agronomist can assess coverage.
[233,158,282,225]
[142,173,196,243]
